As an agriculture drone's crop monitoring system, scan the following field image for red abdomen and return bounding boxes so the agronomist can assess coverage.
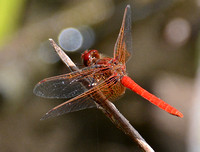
[121,75,183,117]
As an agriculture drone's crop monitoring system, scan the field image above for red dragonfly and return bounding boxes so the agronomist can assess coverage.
[34,5,183,120]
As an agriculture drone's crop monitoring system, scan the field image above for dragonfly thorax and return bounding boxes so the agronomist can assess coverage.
[82,49,127,101]
[88,58,127,101]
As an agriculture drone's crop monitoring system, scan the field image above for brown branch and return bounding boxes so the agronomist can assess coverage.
[49,38,78,72]
[49,39,154,152]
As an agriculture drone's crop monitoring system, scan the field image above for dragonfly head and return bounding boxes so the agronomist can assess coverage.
[82,50,100,66]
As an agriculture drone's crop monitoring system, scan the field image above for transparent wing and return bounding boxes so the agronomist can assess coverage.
[114,5,132,65]
[33,65,105,99]
[40,75,121,120]
[40,98,96,120]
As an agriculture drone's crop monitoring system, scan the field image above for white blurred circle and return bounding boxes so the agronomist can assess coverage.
[164,18,191,47]
[58,28,83,52]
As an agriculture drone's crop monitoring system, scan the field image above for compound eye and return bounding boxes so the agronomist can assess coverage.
[82,50,91,66]
[90,50,100,60]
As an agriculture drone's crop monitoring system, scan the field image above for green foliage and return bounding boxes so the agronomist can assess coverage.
[0,0,26,46]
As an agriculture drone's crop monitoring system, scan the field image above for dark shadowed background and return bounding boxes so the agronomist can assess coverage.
[0,0,199,151]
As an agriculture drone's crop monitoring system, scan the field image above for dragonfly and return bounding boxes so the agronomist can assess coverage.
[34,5,183,120]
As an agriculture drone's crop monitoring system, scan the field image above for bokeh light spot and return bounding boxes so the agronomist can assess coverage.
[164,18,191,47]
[58,28,83,52]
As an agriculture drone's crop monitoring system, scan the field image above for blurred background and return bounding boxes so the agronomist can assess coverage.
[0,0,199,151]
